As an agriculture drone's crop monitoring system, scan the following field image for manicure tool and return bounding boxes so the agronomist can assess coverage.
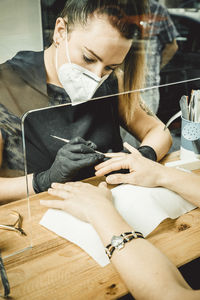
[0,211,26,236]
[51,135,104,155]
[193,90,200,122]
[189,90,195,121]
[179,95,189,120]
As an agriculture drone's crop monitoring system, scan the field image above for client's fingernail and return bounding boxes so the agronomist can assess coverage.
[106,176,114,183]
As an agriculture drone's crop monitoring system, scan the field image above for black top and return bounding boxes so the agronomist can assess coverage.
[0,51,123,178]
[0,51,49,171]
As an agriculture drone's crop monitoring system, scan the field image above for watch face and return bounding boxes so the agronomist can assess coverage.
[111,235,124,250]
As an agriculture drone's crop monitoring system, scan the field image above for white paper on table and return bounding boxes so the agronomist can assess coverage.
[40,184,196,267]
[40,208,110,267]
[112,184,196,237]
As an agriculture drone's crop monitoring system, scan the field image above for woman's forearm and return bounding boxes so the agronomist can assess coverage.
[140,124,172,161]
[157,166,200,207]
[128,100,172,161]
[0,174,35,203]
[89,205,198,300]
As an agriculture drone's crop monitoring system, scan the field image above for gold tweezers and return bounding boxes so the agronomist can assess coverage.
[0,211,26,236]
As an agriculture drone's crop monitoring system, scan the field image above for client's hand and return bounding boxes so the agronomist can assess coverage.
[33,137,104,193]
[95,142,164,187]
[40,181,113,222]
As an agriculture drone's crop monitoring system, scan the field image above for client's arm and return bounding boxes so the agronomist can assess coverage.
[40,181,200,300]
[95,142,200,208]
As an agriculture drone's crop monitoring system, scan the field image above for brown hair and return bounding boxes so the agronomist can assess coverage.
[121,37,146,125]
[60,0,148,124]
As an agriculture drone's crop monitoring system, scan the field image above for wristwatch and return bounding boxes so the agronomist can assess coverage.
[105,231,144,259]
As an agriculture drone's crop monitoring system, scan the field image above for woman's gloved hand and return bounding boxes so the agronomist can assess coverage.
[32,137,104,193]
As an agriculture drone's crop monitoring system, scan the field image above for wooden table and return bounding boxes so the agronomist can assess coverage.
[1,151,200,300]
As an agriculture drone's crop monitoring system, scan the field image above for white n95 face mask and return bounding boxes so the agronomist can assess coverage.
[56,30,109,106]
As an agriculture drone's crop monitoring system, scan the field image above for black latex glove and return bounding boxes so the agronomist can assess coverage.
[33,137,104,193]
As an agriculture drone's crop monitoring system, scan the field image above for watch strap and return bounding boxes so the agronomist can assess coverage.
[105,231,144,259]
